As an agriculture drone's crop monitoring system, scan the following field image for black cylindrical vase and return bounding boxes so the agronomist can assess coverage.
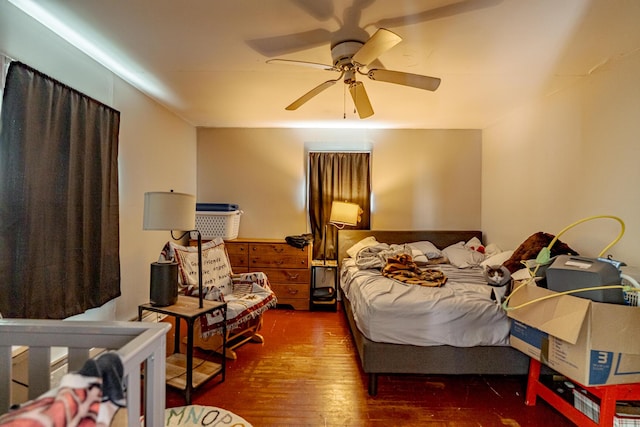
[150,262,178,306]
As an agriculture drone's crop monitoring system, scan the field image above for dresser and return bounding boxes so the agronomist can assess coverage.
[225,238,312,310]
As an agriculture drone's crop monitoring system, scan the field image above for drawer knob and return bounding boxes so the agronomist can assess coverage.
[286,273,300,280]
[287,289,299,295]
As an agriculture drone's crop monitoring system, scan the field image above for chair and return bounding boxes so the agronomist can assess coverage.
[160,238,277,359]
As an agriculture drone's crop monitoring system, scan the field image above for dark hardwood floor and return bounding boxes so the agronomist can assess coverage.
[166,305,574,426]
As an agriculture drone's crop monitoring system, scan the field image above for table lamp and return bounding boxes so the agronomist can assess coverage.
[143,191,204,308]
[323,200,362,264]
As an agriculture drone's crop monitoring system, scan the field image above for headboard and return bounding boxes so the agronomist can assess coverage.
[337,229,483,269]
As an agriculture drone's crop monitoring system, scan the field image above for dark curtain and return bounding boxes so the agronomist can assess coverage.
[308,152,371,260]
[0,61,121,319]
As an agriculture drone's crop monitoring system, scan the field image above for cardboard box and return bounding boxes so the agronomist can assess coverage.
[509,319,550,364]
[507,284,640,386]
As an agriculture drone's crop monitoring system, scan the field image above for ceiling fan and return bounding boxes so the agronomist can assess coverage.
[267,28,441,119]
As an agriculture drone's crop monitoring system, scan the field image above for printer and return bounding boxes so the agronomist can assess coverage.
[546,255,625,304]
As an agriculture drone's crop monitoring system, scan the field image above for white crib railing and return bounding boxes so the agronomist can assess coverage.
[0,319,170,426]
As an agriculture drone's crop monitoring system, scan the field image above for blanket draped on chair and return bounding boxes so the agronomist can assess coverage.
[160,239,277,338]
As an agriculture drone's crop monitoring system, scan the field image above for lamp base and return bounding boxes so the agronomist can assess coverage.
[150,262,178,306]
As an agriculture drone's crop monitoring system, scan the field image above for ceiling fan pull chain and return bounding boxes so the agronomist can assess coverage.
[343,84,347,119]
[352,83,357,115]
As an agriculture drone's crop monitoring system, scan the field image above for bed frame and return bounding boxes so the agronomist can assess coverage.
[337,229,531,396]
[0,319,170,426]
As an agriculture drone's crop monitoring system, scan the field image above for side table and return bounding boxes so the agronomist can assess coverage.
[311,260,338,311]
[138,295,227,404]
[525,358,640,426]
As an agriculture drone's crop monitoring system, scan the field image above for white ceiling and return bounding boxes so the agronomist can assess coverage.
[12,0,640,129]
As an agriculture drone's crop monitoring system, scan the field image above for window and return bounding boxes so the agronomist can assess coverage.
[0,61,121,319]
[308,152,371,260]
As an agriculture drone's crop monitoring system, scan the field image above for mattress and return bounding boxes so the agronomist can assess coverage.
[340,258,512,347]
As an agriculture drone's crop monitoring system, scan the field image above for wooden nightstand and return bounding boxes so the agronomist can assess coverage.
[138,296,227,404]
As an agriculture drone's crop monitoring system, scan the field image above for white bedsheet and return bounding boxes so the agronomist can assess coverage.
[340,259,512,347]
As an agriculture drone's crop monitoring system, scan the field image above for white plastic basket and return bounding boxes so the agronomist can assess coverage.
[190,210,241,240]
[624,289,639,307]
[621,273,640,307]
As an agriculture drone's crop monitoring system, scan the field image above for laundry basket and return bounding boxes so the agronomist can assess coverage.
[190,203,242,240]
[621,271,640,307]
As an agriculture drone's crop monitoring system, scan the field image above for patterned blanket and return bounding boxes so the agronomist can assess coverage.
[160,240,277,338]
[191,272,277,337]
[0,352,124,427]
[382,254,447,287]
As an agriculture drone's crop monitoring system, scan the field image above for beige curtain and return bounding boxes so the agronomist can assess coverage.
[308,152,370,261]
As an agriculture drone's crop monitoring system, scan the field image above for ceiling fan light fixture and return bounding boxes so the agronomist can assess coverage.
[331,41,364,69]
[344,69,356,85]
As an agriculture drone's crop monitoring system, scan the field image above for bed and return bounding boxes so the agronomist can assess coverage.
[0,319,170,426]
[338,229,531,396]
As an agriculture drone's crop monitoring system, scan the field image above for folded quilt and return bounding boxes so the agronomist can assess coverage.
[382,253,447,287]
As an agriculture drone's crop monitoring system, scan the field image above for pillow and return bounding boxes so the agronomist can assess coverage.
[346,236,378,258]
[165,238,233,300]
[502,232,578,273]
[484,243,503,258]
[408,240,442,259]
[442,241,485,268]
[464,236,485,254]
[480,250,515,268]
[411,249,429,265]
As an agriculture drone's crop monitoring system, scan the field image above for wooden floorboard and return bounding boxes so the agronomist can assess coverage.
[166,305,574,426]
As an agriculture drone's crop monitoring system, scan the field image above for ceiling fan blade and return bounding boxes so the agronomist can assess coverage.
[367,69,441,91]
[349,81,374,119]
[267,58,336,71]
[352,28,402,67]
[286,79,339,110]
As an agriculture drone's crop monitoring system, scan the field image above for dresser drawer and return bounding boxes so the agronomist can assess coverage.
[222,238,311,310]
[270,283,310,301]
[225,241,249,269]
[249,243,309,269]
[262,268,310,285]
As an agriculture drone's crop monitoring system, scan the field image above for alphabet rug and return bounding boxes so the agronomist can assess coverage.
[164,405,252,427]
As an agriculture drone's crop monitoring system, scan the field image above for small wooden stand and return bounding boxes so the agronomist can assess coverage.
[139,296,227,404]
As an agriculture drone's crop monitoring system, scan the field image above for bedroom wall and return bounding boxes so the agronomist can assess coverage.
[482,49,640,267]
[1,2,197,321]
[197,128,481,239]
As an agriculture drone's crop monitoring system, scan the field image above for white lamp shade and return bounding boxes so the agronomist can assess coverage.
[143,191,196,231]
[329,201,361,226]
